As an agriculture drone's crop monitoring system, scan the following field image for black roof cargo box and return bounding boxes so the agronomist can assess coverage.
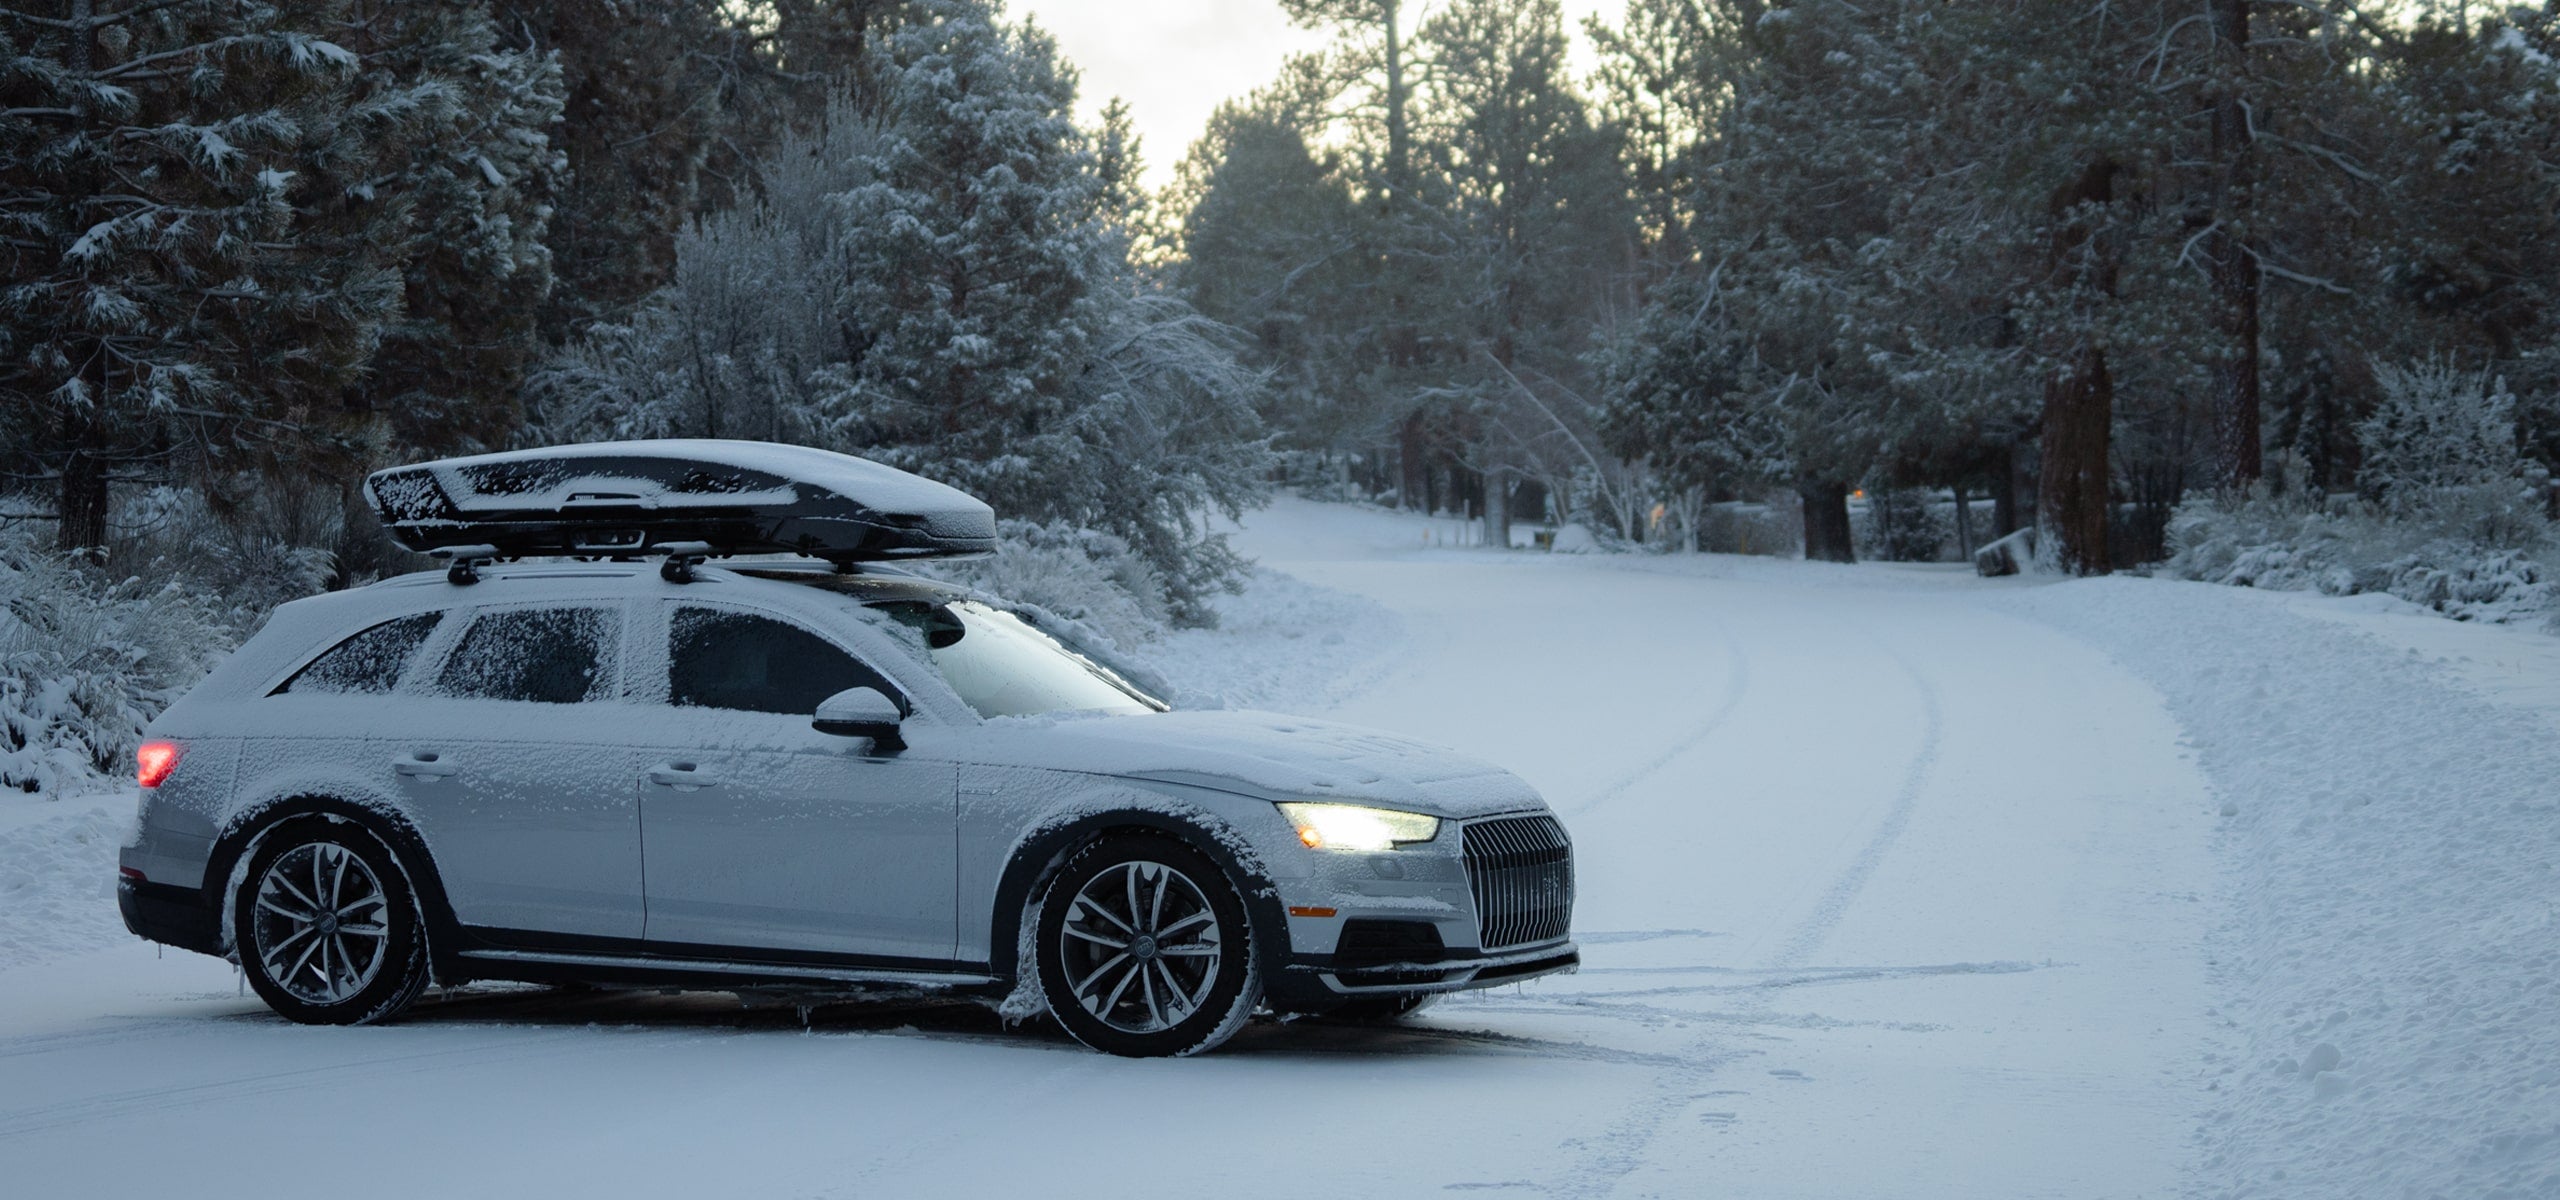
[364,440,997,565]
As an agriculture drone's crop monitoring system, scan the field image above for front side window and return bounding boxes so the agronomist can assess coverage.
[434,606,618,704]
[277,612,442,695]
[668,606,899,716]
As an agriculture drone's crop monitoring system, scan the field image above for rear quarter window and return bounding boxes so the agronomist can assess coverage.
[275,613,443,696]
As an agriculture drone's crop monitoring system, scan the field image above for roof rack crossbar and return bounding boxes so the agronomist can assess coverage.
[428,544,502,586]
[647,540,714,584]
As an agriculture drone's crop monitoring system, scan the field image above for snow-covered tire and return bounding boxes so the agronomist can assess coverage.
[1035,833,1259,1058]
[232,817,431,1026]
[1318,992,1441,1023]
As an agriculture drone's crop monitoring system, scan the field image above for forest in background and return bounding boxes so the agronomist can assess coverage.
[2,0,1270,791]
[7,0,2560,790]
[1179,0,2560,590]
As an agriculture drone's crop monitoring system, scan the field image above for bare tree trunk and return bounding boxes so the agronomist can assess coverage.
[1799,481,1854,562]
[1384,0,1408,208]
[1991,445,2020,538]
[1483,465,1510,550]
[2038,157,2124,576]
[2204,0,2261,491]
[2038,346,2113,575]
[1398,412,1426,510]
[1952,481,1975,559]
[55,0,108,561]
[57,417,110,560]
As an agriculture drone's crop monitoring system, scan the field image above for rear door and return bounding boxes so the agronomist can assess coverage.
[632,600,958,964]
[388,600,651,940]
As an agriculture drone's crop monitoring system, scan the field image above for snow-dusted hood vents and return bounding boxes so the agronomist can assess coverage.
[981,710,1546,819]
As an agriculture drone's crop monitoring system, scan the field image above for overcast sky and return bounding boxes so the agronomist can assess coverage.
[1013,0,1615,192]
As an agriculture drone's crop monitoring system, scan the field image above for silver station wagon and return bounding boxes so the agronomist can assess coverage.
[117,441,1577,1056]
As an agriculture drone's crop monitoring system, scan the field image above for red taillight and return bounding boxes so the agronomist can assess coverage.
[136,741,181,789]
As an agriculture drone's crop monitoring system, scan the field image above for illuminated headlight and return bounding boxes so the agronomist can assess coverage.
[1277,802,1440,851]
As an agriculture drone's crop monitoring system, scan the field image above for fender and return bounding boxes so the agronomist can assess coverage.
[987,807,1290,989]
[204,794,467,981]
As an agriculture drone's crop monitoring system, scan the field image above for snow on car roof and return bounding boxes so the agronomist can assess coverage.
[363,440,997,565]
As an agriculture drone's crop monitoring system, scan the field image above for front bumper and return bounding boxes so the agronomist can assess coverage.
[1263,809,1576,1007]
[118,874,225,958]
[1265,937,1579,1010]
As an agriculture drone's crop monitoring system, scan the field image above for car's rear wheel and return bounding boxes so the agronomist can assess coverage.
[233,818,430,1026]
[1034,834,1259,1057]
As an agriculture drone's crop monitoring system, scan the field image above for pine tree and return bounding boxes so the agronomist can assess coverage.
[1413,0,1635,546]
[1172,96,1369,451]
[536,0,1270,626]
[331,1,566,460]
[1,0,408,556]
[499,0,762,338]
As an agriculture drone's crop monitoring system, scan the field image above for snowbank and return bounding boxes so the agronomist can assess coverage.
[0,792,133,972]
[1142,563,1406,712]
[2001,576,2560,1200]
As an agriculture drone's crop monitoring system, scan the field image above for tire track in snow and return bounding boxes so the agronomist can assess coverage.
[1541,626,1947,1198]
[1563,621,1751,818]
[1768,639,1943,969]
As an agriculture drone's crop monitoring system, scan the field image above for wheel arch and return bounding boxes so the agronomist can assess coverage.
[206,793,462,979]
[987,807,1289,990]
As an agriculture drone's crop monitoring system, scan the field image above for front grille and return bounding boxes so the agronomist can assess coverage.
[1461,815,1574,949]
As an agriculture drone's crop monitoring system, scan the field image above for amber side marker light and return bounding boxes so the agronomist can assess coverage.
[1287,906,1338,918]
[136,741,181,789]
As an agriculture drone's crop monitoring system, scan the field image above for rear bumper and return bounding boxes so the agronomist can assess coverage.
[1266,939,1579,1009]
[118,875,225,958]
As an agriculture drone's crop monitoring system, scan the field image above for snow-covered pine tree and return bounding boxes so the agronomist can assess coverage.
[1599,0,1933,562]
[1412,0,1636,550]
[1171,92,1371,454]
[327,0,566,460]
[0,0,405,557]
[537,0,1270,630]
[818,0,1104,511]
[506,0,761,339]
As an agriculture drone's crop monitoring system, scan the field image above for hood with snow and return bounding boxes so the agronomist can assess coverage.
[957,710,1545,819]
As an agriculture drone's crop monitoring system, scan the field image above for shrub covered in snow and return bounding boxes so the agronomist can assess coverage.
[918,519,1173,652]
[2357,361,2530,516]
[2165,360,2558,626]
[1,533,229,797]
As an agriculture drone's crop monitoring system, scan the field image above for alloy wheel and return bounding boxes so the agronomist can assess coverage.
[250,841,392,1007]
[1056,860,1225,1035]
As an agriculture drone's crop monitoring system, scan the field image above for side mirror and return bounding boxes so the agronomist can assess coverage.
[814,686,906,752]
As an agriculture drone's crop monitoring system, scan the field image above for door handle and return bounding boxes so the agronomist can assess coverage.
[393,752,458,780]
[647,763,720,791]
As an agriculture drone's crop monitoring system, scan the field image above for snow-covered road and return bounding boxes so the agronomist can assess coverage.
[5,499,2552,1198]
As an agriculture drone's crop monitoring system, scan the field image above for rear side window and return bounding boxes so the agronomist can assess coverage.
[277,613,442,695]
[435,606,619,704]
[668,606,900,716]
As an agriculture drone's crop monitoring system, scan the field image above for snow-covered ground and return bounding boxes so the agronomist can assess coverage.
[2,497,2553,1198]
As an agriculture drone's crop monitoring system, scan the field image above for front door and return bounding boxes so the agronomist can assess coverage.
[635,602,958,964]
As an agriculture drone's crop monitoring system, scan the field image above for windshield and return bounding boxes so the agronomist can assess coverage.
[873,598,1162,719]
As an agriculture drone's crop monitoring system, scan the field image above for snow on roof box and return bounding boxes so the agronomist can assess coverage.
[364,439,997,565]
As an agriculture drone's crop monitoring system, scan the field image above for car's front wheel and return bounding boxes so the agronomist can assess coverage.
[1034,834,1259,1057]
[232,818,430,1026]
